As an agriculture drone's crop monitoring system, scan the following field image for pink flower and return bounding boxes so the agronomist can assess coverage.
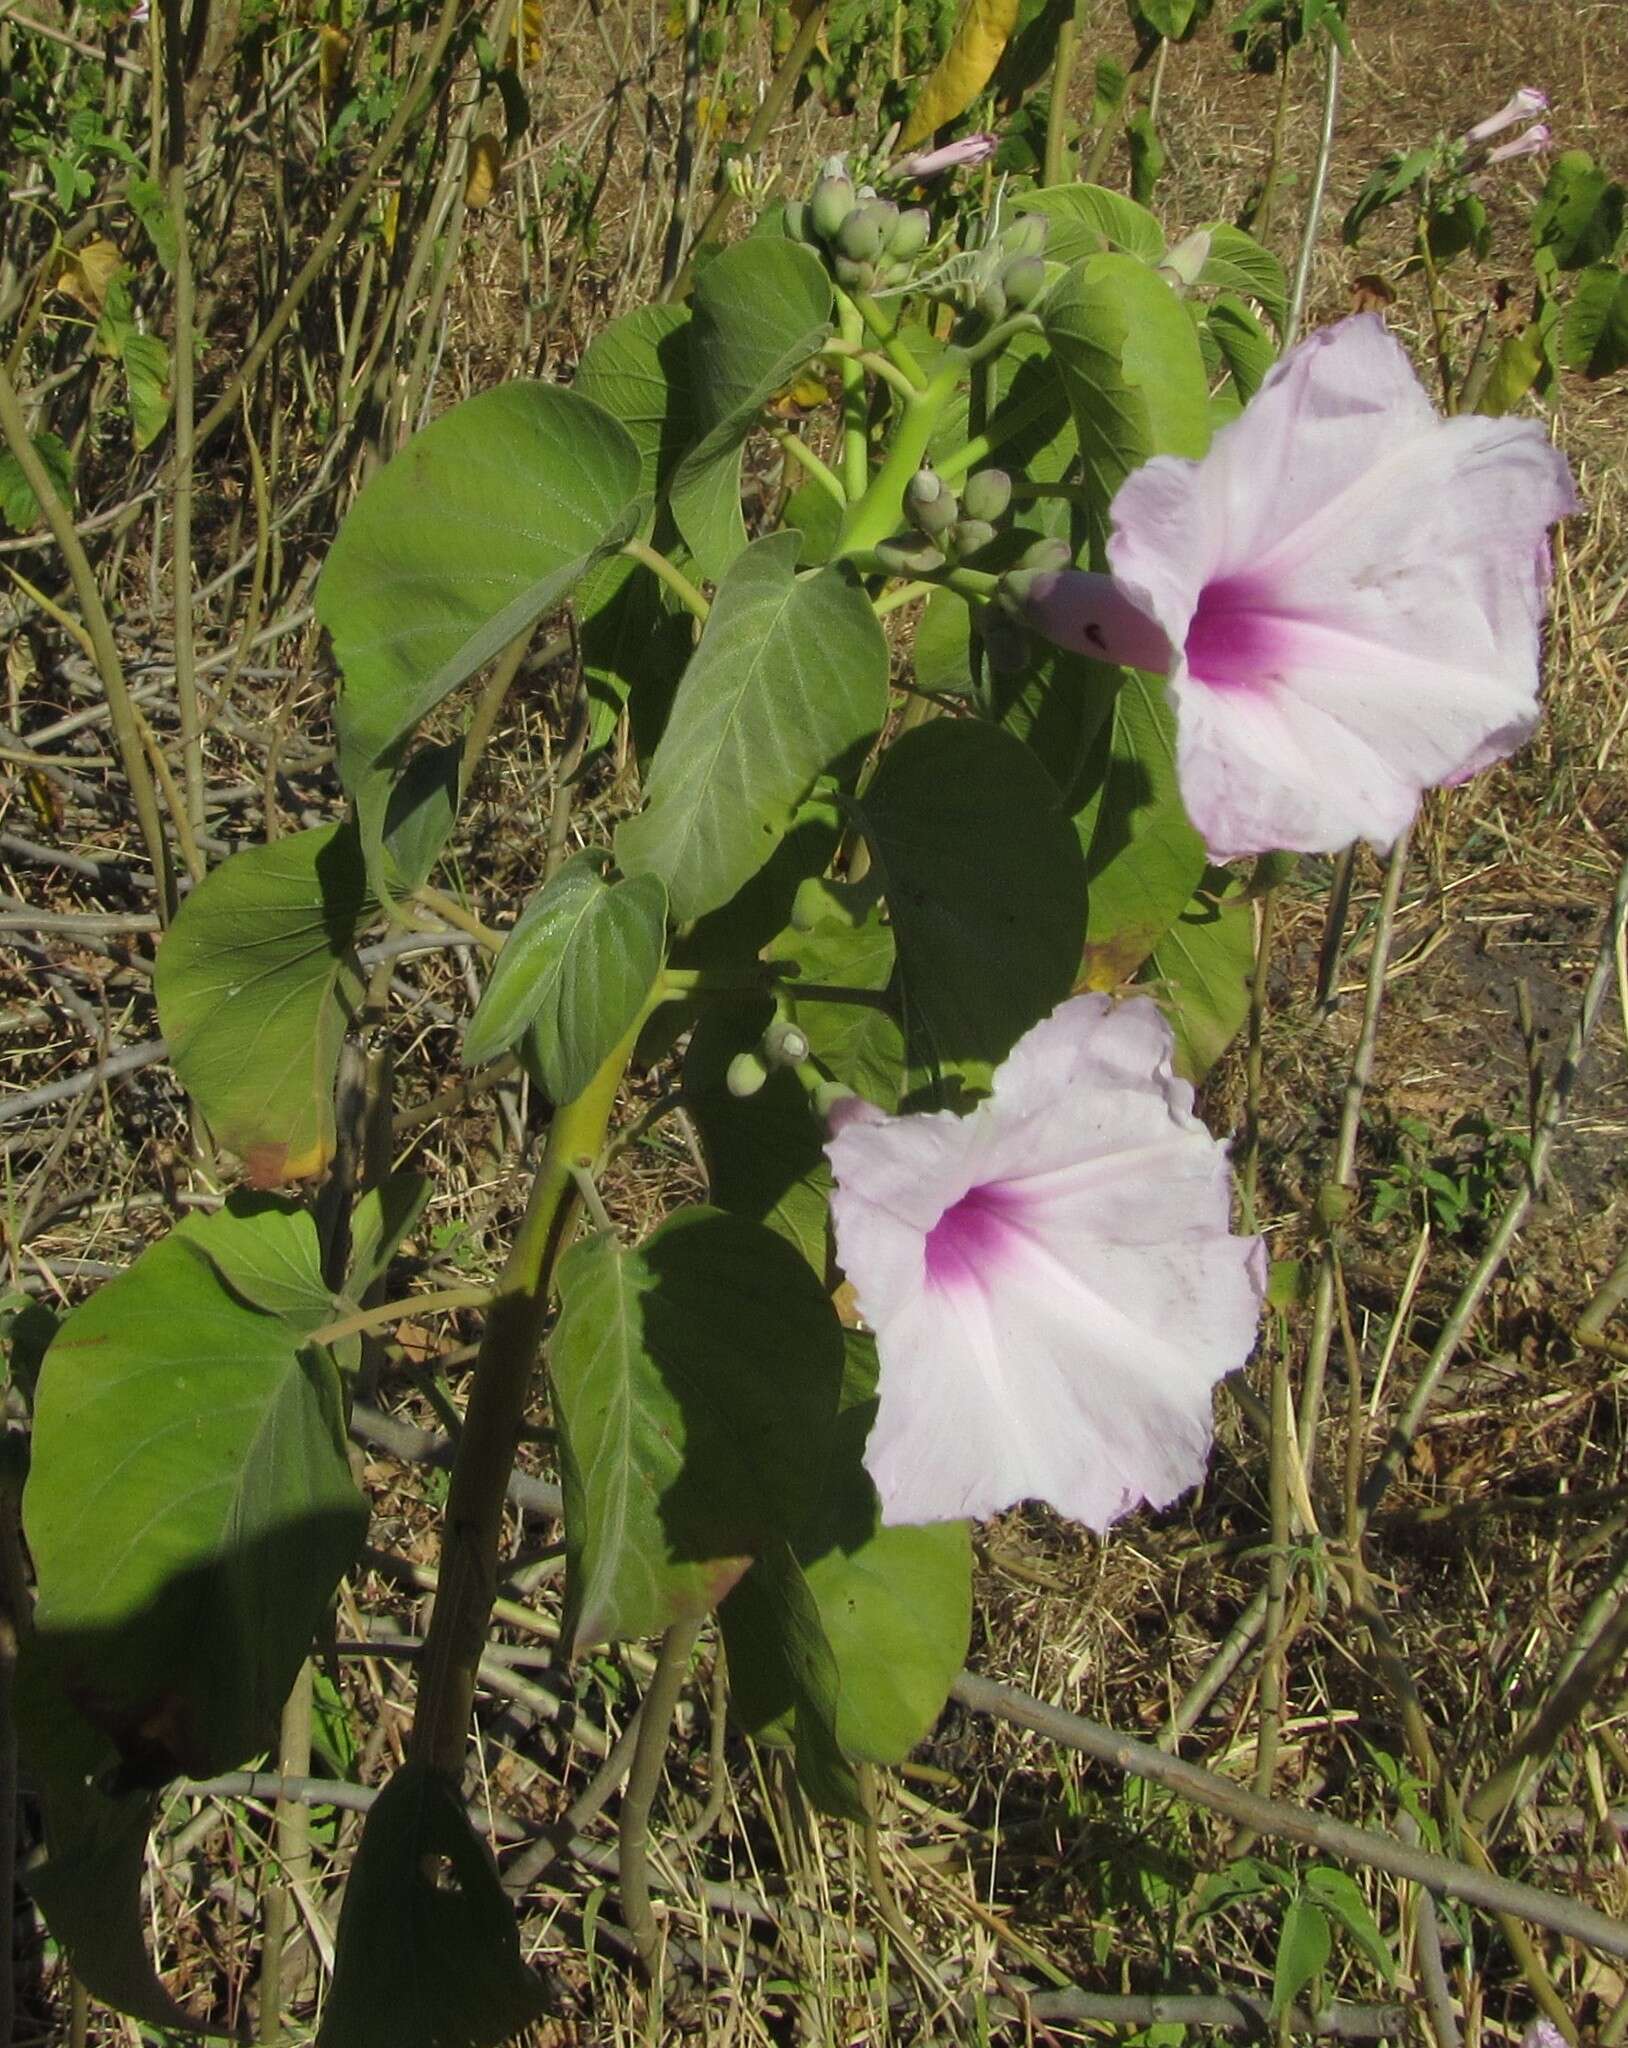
[824,995,1265,1529]
[1020,315,1578,861]
[890,133,999,180]
[1464,85,1548,147]
[1519,2026,1567,2048]
[1487,122,1552,165]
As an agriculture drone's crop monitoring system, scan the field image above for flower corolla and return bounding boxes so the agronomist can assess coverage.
[824,995,1265,1530]
[1463,85,1548,147]
[1486,122,1552,165]
[890,133,999,180]
[1016,315,1578,862]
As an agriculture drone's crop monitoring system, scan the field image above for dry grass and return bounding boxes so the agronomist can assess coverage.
[2,0,1626,2041]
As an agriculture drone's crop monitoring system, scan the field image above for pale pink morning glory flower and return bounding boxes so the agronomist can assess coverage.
[824,995,1265,1529]
[1017,314,1578,862]
[1464,85,1548,147]
[890,133,999,180]
[1486,122,1552,166]
[1519,2026,1567,2048]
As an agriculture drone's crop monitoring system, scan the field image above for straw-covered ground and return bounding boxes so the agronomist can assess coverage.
[1,0,1624,2039]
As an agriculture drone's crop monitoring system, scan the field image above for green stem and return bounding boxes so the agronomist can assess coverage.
[837,296,869,501]
[1043,0,1085,189]
[934,377,1058,485]
[308,1284,492,1348]
[622,537,710,621]
[851,293,927,388]
[835,356,964,559]
[0,360,177,921]
[619,1617,702,1981]
[773,428,846,507]
[959,312,1043,367]
[819,338,920,405]
[409,1020,642,1778]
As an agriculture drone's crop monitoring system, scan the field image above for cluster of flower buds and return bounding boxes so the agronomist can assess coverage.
[785,157,933,293]
[972,211,1050,324]
[872,463,1020,574]
[726,1014,813,1099]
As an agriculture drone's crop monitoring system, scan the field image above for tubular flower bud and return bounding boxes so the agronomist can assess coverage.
[948,517,997,557]
[1463,84,1548,147]
[889,132,999,180]
[1486,122,1552,165]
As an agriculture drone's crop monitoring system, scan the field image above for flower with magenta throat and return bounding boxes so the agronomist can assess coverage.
[824,995,1265,1530]
[1014,315,1578,863]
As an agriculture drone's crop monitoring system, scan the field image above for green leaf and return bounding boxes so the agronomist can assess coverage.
[1303,1867,1396,1983]
[1560,261,1628,378]
[573,302,695,498]
[1475,320,1551,417]
[22,1211,366,1785]
[576,548,694,750]
[1196,224,1287,329]
[1076,672,1206,988]
[1017,184,1166,266]
[1271,1895,1331,2021]
[347,1171,433,1300]
[0,430,73,532]
[615,531,887,921]
[175,1192,338,1334]
[319,1765,545,2048]
[1127,109,1166,207]
[126,173,177,270]
[768,908,903,1104]
[1141,869,1255,1080]
[1043,253,1211,562]
[380,739,463,896]
[1342,145,1434,246]
[1532,151,1625,271]
[1206,292,1276,402]
[117,330,170,449]
[464,851,668,1093]
[851,719,1088,1091]
[154,824,371,1185]
[549,1209,845,1647]
[669,238,833,581]
[317,382,641,781]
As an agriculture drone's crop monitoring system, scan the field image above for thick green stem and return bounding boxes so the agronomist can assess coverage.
[837,296,869,501]
[835,357,963,559]
[622,537,710,621]
[408,1021,641,1778]
[1043,0,1085,189]
[934,376,1058,485]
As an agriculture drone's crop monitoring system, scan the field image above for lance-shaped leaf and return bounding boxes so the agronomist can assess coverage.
[319,1766,546,2048]
[463,852,669,1096]
[549,1209,845,1648]
[21,1207,365,1787]
[669,240,833,582]
[154,824,371,1186]
[1075,670,1207,990]
[1043,252,1211,562]
[317,382,641,781]
[722,1332,970,1803]
[850,719,1087,1090]
[616,531,887,921]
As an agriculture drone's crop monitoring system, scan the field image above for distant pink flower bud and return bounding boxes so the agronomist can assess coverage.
[1487,122,1552,165]
[825,995,1265,1529]
[1519,2025,1567,2048]
[890,133,999,180]
[1463,85,1548,146]
[1020,314,1578,862]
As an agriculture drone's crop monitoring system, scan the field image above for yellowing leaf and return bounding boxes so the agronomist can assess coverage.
[898,0,1020,149]
[465,132,503,208]
[380,188,400,252]
[54,238,123,315]
[505,0,543,66]
[317,23,349,96]
[695,94,729,139]
[768,370,832,414]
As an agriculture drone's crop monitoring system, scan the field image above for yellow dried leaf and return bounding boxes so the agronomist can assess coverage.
[54,238,123,315]
[898,0,1020,149]
[695,94,729,140]
[465,132,503,208]
[380,188,400,252]
[768,370,831,413]
[505,0,543,66]
[317,22,350,96]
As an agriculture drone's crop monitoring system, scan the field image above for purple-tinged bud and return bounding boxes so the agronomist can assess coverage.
[1463,85,1549,147]
[1486,122,1552,166]
[1014,535,1072,574]
[888,207,931,259]
[1009,568,1173,672]
[889,132,999,181]
[1157,226,1212,290]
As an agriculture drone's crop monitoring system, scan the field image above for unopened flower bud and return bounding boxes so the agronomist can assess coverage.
[810,168,856,240]
[832,254,877,291]
[999,212,1048,260]
[1015,534,1072,573]
[889,132,998,181]
[1000,253,1047,309]
[948,517,997,557]
[1487,122,1551,165]
[1157,226,1212,290]
[783,198,808,243]
[875,532,947,574]
[727,1050,769,1098]
[905,467,959,536]
[888,207,931,259]
[1463,84,1548,147]
[836,202,890,262]
[960,468,1012,523]
[878,258,913,288]
[762,1017,811,1068]
[975,278,1008,324]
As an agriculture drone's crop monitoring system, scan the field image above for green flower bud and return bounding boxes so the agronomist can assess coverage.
[875,532,947,574]
[762,1017,811,1068]
[905,468,959,537]
[999,212,1048,259]
[783,198,808,243]
[832,254,877,292]
[888,206,931,259]
[810,169,856,240]
[1001,253,1047,309]
[836,203,887,262]
[1016,534,1072,573]
[975,278,1008,324]
[960,468,1012,524]
[727,1050,769,1099]
[877,258,913,288]
[948,517,997,557]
